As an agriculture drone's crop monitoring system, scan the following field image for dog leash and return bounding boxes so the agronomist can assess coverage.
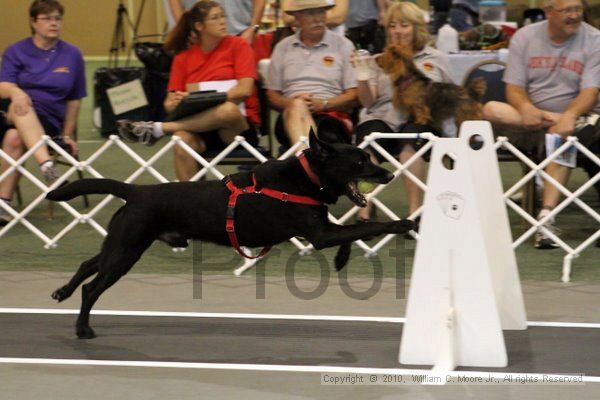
[223,162,323,259]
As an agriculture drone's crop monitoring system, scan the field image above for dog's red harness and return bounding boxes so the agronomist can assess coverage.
[223,152,323,259]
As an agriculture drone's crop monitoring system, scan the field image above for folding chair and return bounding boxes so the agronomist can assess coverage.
[199,73,274,166]
[462,59,507,103]
[463,59,539,217]
[9,133,89,219]
[48,132,89,219]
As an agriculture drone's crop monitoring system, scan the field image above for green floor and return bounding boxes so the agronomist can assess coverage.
[1,61,599,282]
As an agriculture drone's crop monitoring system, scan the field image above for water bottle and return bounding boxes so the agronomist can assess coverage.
[436,23,459,53]
[355,49,372,81]
[356,49,370,58]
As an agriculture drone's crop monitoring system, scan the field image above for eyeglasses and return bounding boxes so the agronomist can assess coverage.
[205,13,226,22]
[549,5,584,15]
[36,15,63,22]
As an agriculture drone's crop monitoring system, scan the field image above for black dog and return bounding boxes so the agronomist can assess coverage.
[47,131,413,339]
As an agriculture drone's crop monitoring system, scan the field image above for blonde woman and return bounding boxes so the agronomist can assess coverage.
[354,1,452,226]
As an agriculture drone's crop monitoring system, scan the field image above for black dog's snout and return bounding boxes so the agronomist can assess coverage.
[383,171,394,183]
[364,167,394,184]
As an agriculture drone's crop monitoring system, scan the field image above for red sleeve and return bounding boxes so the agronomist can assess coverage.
[167,53,187,92]
[232,37,257,81]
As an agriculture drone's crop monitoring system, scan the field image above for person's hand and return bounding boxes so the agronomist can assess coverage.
[519,104,545,131]
[10,91,33,117]
[240,26,257,45]
[167,91,188,109]
[548,114,577,139]
[62,135,78,156]
[291,92,312,103]
[306,96,328,113]
[541,111,561,128]
[172,91,188,103]
[352,50,374,81]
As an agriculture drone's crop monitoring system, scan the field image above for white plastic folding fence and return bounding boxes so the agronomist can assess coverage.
[357,131,599,283]
[1,129,598,282]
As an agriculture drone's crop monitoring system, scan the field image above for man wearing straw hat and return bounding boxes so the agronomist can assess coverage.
[266,0,358,147]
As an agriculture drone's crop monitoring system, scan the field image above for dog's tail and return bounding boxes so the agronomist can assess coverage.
[46,179,134,202]
[466,77,487,103]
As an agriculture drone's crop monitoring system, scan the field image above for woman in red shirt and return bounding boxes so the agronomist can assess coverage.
[118,0,260,181]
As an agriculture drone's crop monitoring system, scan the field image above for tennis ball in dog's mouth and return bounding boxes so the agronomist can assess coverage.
[357,181,377,194]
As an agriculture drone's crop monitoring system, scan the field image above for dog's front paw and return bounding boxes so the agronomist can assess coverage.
[76,325,96,340]
[391,219,414,234]
[51,286,70,302]
[334,243,352,271]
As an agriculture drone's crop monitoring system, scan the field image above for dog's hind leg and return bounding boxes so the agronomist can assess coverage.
[456,100,483,128]
[51,254,101,303]
[76,272,121,339]
[75,235,154,339]
[75,251,146,339]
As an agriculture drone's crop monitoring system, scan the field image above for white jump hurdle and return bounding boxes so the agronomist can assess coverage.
[399,121,527,370]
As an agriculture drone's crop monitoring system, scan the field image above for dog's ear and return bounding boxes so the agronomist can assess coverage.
[309,127,336,159]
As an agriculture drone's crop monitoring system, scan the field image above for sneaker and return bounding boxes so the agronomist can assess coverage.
[575,113,600,131]
[0,206,11,227]
[575,113,600,147]
[509,191,523,204]
[117,120,159,146]
[42,165,61,185]
[534,212,561,249]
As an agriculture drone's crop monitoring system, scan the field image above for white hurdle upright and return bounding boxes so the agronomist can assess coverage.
[399,121,527,371]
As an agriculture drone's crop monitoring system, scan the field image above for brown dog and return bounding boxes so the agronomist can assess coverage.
[377,44,486,133]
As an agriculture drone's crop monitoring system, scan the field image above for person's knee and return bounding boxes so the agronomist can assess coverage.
[216,102,244,123]
[284,98,310,118]
[7,102,38,122]
[2,129,24,154]
[173,130,205,155]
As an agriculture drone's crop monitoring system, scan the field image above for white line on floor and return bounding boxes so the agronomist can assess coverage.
[0,357,598,383]
[1,308,599,328]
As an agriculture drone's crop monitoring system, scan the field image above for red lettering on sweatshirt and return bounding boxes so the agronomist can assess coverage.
[528,56,583,75]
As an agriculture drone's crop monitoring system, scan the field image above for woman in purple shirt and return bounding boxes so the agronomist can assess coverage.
[0,0,86,226]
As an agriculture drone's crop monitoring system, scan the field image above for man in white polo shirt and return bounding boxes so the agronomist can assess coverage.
[266,0,358,146]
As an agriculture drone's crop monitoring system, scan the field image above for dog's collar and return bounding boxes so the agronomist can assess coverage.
[298,151,323,190]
